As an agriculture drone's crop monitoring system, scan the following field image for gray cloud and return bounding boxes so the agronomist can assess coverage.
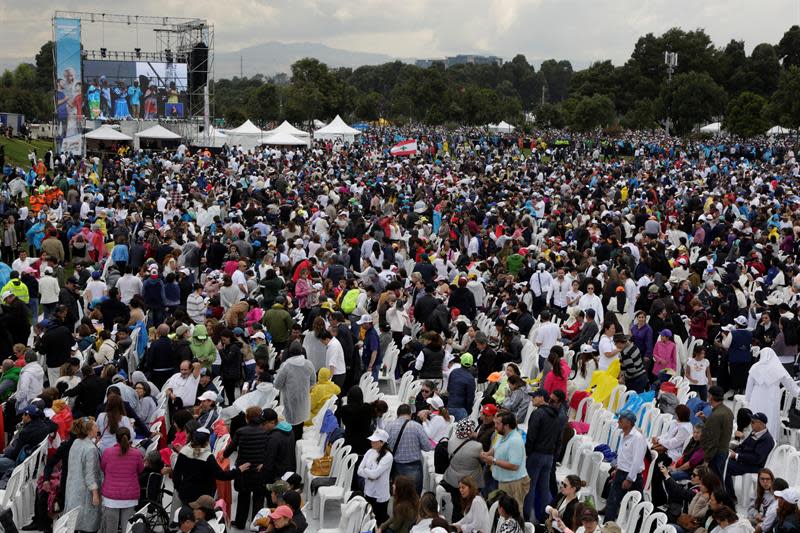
[1,0,798,69]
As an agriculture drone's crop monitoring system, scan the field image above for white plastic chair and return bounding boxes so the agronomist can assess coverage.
[435,483,453,522]
[642,449,660,502]
[379,342,400,394]
[615,490,642,531]
[654,525,678,533]
[53,507,81,533]
[318,495,367,533]
[642,511,668,533]
[624,501,654,533]
[318,453,359,525]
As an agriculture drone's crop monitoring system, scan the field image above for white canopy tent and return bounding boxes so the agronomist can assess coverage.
[699,122,722,134]
[767,125,792,135]
[263,130,309,146]
[488,120,515,133]
[314,115,362,142]
[84,125,133,141]
[134,124,181,150]
[222,119,269,150]
[266,120,310,139]
[134,124,181,140]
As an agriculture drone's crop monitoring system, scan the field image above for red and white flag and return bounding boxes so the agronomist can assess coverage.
[390,139,418,157]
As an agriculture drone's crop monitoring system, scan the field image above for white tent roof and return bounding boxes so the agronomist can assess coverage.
[488,120,514,133]
[263,130,309,146]
[267,120,310,138]
[767,125,792,135]
[226,119,267,135]
[134,124,181,140]
[699,122,722,133]
[84,125,133,141]
[314,115,361,136]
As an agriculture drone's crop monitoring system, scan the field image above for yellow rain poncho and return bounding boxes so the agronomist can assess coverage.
[305,367,341,426]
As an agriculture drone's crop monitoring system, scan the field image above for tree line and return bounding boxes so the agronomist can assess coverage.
[3,27,800,136]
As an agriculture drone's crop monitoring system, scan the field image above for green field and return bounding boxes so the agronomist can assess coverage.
[0,137,54,169]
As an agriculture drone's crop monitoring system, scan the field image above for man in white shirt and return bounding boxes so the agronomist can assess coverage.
[604,410,647,521]
[529,263,553,317]
[163,361,202,409]
[11,250,34,274]
[320,330,346,388]
[116,267,143,305]
[231,260,249,299]
[549,268,571,317]
[533,310,560,370]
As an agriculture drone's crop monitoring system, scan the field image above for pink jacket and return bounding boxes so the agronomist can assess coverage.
[100,445,145,501]
[544,359,571,394]
[652,340,677,375]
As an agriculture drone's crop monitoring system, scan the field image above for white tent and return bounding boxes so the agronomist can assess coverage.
[699,122,722,134]
[313,119,326,129]
[263,130,309,146]
[488,120,515,133]
[192,126,228,148]
[84,125,133,141]
[767,125,792,135]
[225,119,268,135]
[266,120,310,139]
[314,115,362,142]
[134,124,181,140]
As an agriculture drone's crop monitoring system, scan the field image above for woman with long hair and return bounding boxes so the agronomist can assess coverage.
[378,476,418,533]
[454,476,490,533]
[748,468,775,529]
[64,417,102,533]
[570,345,598,391]
[357,429,395,526]
[409,491,441,533]
[96,393,133,452]
[497,494,525,533]
[544,346,570,395]
[545,474,585,532]
[100,427,144,533]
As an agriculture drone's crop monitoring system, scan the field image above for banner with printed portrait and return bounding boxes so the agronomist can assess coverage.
[53,17,83,155]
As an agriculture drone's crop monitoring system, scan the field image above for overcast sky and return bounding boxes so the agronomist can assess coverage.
[1,0,798,67]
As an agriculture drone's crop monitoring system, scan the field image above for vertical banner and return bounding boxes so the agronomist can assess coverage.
[53,17,83,155]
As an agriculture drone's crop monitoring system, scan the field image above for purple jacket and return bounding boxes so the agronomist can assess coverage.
[101,444,144,501]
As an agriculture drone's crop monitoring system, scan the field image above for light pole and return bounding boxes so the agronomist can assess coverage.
[664,51,678,136]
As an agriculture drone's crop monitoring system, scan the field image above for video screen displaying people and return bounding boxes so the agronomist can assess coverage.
[83,60,189,119]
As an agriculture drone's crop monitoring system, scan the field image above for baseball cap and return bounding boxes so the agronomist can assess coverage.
[356,314,373,325]
[368,428,390,442]
[426,395,444,410]
[189,495,215,511]
[175,325,191,338]
[0,291,13,300]
[776,488,800,505]
[91,270,101,279]
[198,391,217,403]
[580,344,596,354]
[266,480,291,494]
[528,388,548,398]
[659,329,673,338]
[270,505,294,520]
[460,353,474,367]
[751,412,768,424]
[618,409,637,424]
[66,276,79,284]
[734,315,748,326]
[481,404,498,417]
[252,331,266,340]
[22,404,41,417]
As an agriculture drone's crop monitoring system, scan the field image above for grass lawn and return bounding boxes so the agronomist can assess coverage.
[0,137,54,169]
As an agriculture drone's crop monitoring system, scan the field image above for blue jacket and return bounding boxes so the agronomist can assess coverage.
[142,277,166,309]
[447,366,475,410]
[734,431,774,469]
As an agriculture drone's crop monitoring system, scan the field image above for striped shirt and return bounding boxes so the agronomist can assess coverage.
[619,343,647,381]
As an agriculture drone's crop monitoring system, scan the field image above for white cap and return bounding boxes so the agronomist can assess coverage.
[357,314,373,325]
[776,488,800,505]
[426,395,445,410]
[197,391,218,402]
[252,331,266,340]
[367,429,390,442]
[734,315,748,326]
[1,291,13,300]
[580,344,596,354]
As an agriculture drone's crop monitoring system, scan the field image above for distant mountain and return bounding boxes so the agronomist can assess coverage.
[0,57,28,73]
[215,41,397,78]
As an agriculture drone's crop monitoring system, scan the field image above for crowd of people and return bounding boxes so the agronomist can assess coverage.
[0,126,798,533]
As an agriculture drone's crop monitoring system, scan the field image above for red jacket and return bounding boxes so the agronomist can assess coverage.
[101,445,144,501]
[544,359,570,395]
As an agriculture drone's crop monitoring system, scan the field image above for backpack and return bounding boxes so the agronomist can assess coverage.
[433,437,471,474]
[340,289,361,315]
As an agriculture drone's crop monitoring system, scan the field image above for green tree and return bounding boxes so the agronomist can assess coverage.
[354,91,383,120]
[533,102,565,128]
[620,99,657,130]
[724,92,769,137]
[246,83,281,122]
[34,41,54,92]
[540,59,573,102]
[778,25,800,69]
[661,72,727,134]
[565,94,616,131]
[765,66,800,128]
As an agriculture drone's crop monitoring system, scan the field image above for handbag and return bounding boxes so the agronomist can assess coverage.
[676,513,697,530]
[310,443,334,476]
